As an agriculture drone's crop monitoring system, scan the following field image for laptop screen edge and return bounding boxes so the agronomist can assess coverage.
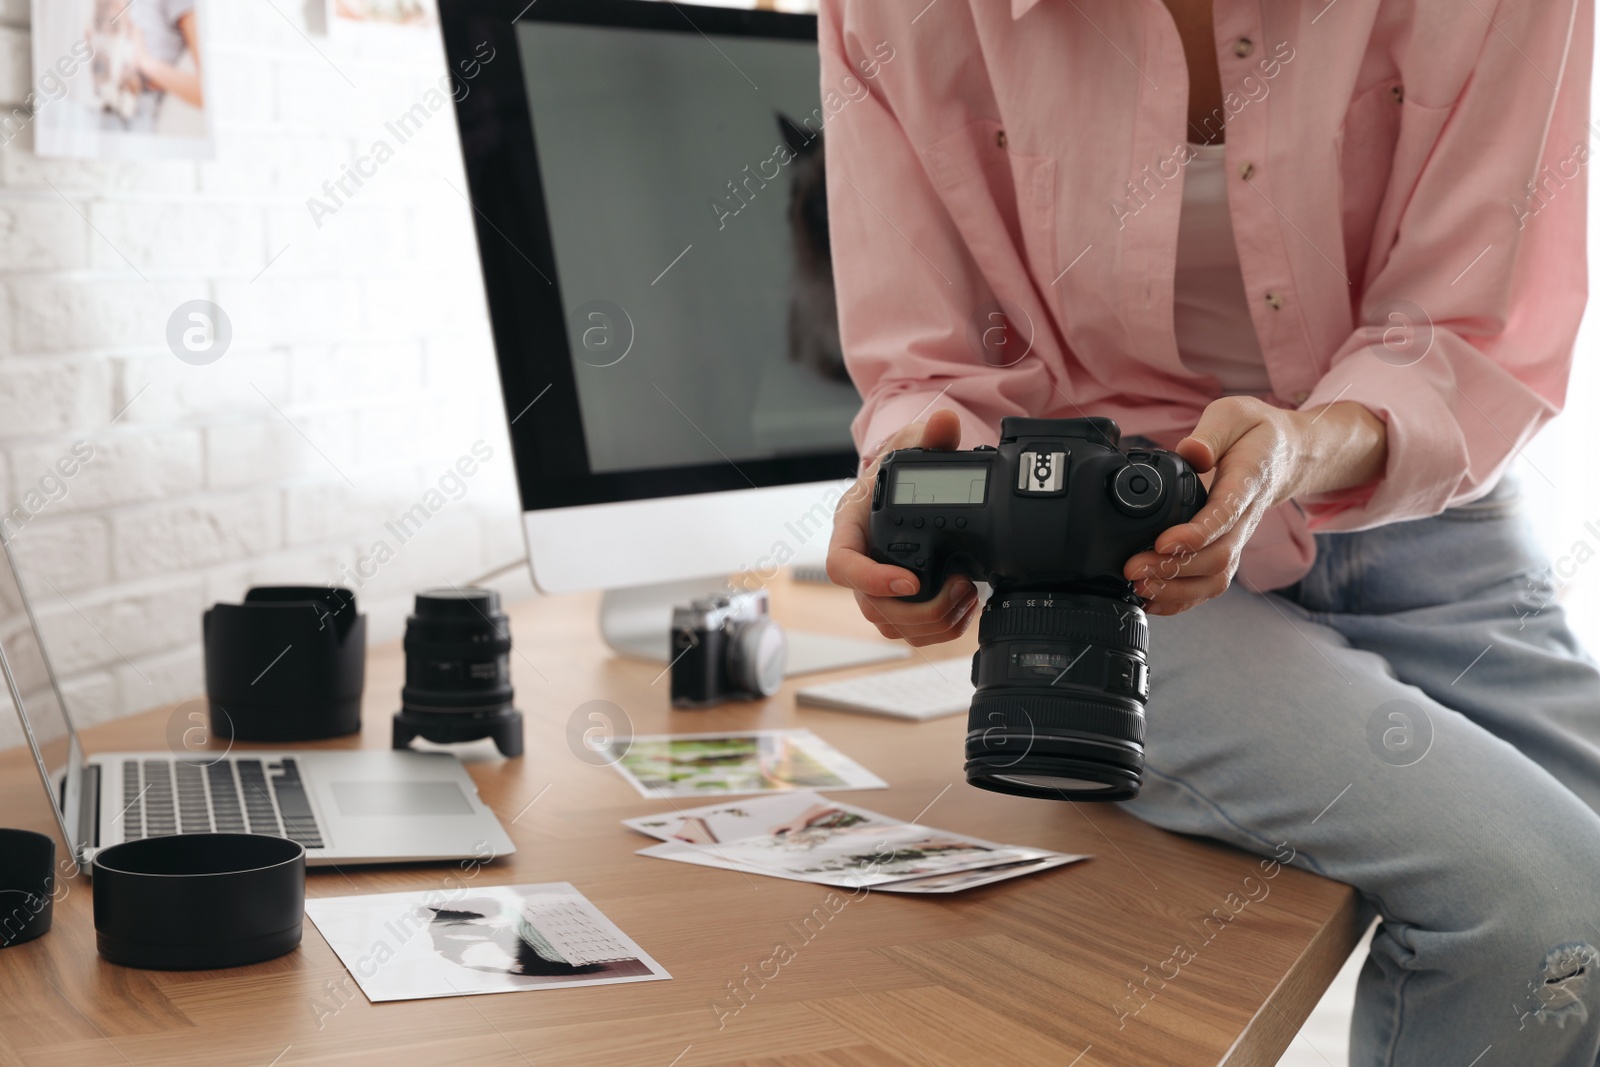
[0,536,87,871]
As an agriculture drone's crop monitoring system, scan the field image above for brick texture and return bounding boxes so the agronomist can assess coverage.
[0,2,523,740]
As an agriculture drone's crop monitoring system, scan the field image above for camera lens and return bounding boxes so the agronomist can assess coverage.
[965,590,1148,802]
[401,587,513,717]
[727,617,787,698]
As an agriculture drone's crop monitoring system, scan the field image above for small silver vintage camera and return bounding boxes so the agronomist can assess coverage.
[669,588,787,707]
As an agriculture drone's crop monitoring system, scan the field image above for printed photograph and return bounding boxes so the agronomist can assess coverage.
[629,792,1081,891]
[609,729,885,799]
[872,855,1083,895]
[625,790,864,844]
[31,0,213,160]
[701,816,1041,887]
[331,0,437,27]
[304,883,670,1003]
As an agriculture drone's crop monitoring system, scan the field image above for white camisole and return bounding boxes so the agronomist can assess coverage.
[1172,141,1271,395]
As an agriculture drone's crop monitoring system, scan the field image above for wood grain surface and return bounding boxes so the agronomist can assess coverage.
[0,575,1362,1067]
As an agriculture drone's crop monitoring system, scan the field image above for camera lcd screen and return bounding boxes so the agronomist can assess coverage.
[891,466,988,505]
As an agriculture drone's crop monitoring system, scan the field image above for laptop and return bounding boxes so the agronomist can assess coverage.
[0,536,515,870]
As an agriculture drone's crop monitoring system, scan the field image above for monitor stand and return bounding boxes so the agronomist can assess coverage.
[598,576,910,676]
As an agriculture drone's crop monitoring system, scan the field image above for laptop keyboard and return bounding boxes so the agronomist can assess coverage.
[118,757,325,850]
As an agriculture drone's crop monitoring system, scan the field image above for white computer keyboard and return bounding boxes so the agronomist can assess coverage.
[797,659,973,721]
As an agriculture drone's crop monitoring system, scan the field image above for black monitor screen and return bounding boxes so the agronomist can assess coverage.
[516,20,857,475]
[444,0,862,510]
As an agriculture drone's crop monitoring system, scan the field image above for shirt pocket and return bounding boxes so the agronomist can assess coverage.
[1335,78,1405,283]
[922,118,1058,288]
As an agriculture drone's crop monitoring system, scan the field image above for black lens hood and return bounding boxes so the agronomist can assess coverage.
[204,587,366,742]
[93,834,305,970]
[0,828,55,949]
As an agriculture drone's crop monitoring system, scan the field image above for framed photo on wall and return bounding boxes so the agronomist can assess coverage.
[30,0,215,160]
[330,0,438,27]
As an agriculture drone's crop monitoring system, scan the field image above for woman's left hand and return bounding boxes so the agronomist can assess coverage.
[1122,396,1387,616]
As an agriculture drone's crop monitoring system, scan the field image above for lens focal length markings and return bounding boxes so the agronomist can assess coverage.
[966,591,1148,801]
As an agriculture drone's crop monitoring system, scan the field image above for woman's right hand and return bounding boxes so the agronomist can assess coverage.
[825,409,980,647]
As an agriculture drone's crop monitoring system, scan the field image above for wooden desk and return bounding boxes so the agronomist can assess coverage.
[0,576,1362,1067]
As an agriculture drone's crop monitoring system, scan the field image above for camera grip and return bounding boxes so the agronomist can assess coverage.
[863,536,945,603]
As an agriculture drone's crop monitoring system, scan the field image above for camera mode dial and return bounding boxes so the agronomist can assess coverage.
[1110,463,1165,516]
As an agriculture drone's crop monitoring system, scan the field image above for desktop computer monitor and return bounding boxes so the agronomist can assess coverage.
[441,0,902,670]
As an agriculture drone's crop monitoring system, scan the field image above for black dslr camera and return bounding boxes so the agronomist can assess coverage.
[868,417,1206,802]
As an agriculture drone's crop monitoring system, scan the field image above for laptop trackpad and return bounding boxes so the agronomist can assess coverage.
[331,782,474,816]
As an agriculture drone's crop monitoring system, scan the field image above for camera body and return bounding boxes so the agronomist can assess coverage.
[670,588,788,707]
[868,417,1203,603]
[866,417,1207,802]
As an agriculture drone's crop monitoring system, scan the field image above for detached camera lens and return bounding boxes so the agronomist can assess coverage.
[402,588,513,715]
[393,587,524,757]
[964,590,1148,801]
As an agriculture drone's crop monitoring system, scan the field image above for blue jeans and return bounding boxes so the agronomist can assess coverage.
[1123,475,1600,1066]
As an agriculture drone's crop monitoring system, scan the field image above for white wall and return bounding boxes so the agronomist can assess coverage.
[0,0,527,740]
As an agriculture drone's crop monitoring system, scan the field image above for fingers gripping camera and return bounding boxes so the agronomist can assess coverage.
[867,417,1207,802]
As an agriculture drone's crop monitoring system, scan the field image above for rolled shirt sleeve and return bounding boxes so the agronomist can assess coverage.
[1297,0,1592,530]
[819,4,1060,467]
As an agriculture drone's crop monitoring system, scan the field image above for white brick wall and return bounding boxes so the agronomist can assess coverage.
[0,2,526,747]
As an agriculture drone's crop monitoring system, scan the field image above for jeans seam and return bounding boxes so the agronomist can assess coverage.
[1138,764,1335,880]
[1381,963,1411,1067]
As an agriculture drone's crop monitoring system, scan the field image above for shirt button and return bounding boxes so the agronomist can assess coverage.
[1239,161,1255,180]
[1292,390,1310,404]
[1391,85,1405,104]
[1265,291,1285,310]
[1234,38,1254,58]
[996,129,1007,148]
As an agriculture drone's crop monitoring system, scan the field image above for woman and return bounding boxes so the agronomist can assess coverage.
[821,1,1599,1063]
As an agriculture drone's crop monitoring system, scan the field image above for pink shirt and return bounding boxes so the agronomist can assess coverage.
[820,0,1592,590]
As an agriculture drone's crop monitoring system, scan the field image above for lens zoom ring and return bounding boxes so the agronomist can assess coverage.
[969,693,1145,745]
[979,603,1148,652]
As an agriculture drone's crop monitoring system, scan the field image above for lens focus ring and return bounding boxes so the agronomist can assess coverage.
[978,594,1148,653]
[969,692,1145,746]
